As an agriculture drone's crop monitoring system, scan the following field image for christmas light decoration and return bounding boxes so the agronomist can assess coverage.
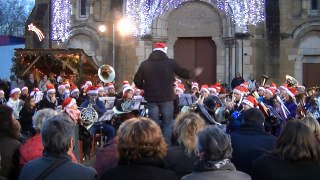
[51,0,71,42]
[125,0,265,36]
[28,23,45,41]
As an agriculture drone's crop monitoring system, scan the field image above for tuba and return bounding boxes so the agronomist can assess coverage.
[98,64,115,83]
[80,104,99,129]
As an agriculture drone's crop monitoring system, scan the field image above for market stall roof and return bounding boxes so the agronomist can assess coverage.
[14,48,98,78]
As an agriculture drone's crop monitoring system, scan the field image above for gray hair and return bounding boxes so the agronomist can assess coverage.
[33,108,57,132]
[196,125,233,161]
[41,114,75,154]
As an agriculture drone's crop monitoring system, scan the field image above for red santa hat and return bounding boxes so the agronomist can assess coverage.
[85,81,93,86]
[279,83,288,90]
[286,87,297,98]
[97,85,104,92]
[30,88,40,96]
[62,97,77,110]
[175,84,185,94]
[21,86,28,91]
[265,87,276,96]
[240,82,249,90]
[233,86,245,95]
[269,82,277,90]
[208,85,217,93]
[191,82,199,90]
[63,82,70,88]
[123,86,134,94]
[242,95,258,108]
[58,84,66,90]
[46,84,56,94]
[134,88,141,94]
[122,80,130,89]
[106,82,115,90]
[258,86,265,91]
[200,84,210,94]
[153,42,168,53]
[86,86,98,95]
[10,88,21,95]
[70,85,79,95]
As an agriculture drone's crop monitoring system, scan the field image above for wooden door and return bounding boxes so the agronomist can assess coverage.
[174,37,216,88]
[303,63,320,88]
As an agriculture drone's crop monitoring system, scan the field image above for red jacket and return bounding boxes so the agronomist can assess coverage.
[19,133,77,168]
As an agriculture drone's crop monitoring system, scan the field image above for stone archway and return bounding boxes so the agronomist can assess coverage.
[148,0,235,83]
[66,26,101,65]
[293,22,320,86]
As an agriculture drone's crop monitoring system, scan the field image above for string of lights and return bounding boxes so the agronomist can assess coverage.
[51,0,71,42]
[125,0,265,36]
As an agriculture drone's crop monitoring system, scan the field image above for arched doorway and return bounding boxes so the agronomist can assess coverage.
[174,37,216,86]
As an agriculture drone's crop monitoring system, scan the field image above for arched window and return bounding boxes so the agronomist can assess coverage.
[79,0,87,18]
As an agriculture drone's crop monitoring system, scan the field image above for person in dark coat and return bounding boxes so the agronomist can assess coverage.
[253,120,320,180]
[38,84,58,110]
[164,112,205,178]
[231,72,245,89]
[92,138,118,179]
[0,105,21,180]
[19,96,36,138]
[134,42,203,146]
[102,117,178,180]
[229,108,277,177]
[24,74,38,91]
[182,126,250,180]
[19,114,97,180]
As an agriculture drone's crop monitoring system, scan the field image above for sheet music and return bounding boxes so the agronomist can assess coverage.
[133,95,145,110]
[99,97,116,109]
[178,94,195,106]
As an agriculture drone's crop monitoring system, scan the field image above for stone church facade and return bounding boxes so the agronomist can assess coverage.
[26,0,320,88]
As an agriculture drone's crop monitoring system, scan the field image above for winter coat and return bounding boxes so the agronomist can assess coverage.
[7,98,22,119]
[253,154,320,180]
[102,156,178,180]
[0,136,21,180]
[182,161,250,180]
[229,123,277,176]
[38,96,57,110]
[19,151,96,180]
[92,138,118,179]
[164,145,199,179]
[134,50,195,103]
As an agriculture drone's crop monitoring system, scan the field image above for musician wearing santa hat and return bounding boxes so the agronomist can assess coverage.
[7,88,23,120]
[134,42,203,146]
[80,86,115,142]
[38,84,58,110]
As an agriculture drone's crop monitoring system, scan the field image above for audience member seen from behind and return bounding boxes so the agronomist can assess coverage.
[19,114,97,180]
[0,105,21,179]
[19,109,77,168]
[253,120,320,180]
[182,126,250,180]
[102,117,178,180]
[19,95,37,138]
[164,112,206,178]
[229,108,277,176]
[302,115,320,143]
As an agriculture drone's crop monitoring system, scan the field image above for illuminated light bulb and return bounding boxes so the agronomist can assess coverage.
[117,17,134,36]
[98,25,107,33]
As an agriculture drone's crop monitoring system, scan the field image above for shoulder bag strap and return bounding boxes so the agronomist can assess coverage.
[35,158,68,180]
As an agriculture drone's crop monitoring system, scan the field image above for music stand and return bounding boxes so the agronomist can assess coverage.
[99,97,116,109]
[179,94,194,107]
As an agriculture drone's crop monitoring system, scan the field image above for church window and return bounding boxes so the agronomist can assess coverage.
[79,0,87,18]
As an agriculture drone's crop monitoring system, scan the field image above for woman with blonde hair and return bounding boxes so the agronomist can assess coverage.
[102,117,178,180]
[302,115,320,143]
[164,112,206,178]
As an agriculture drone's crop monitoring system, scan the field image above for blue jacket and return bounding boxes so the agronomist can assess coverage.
[80,98,106,117]
[19,151,97,180]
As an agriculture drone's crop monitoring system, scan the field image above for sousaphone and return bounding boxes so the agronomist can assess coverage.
[98,64,115,83]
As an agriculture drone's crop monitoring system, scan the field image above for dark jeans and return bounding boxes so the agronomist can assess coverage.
[89,123,115,143]
[147,101,174,146]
